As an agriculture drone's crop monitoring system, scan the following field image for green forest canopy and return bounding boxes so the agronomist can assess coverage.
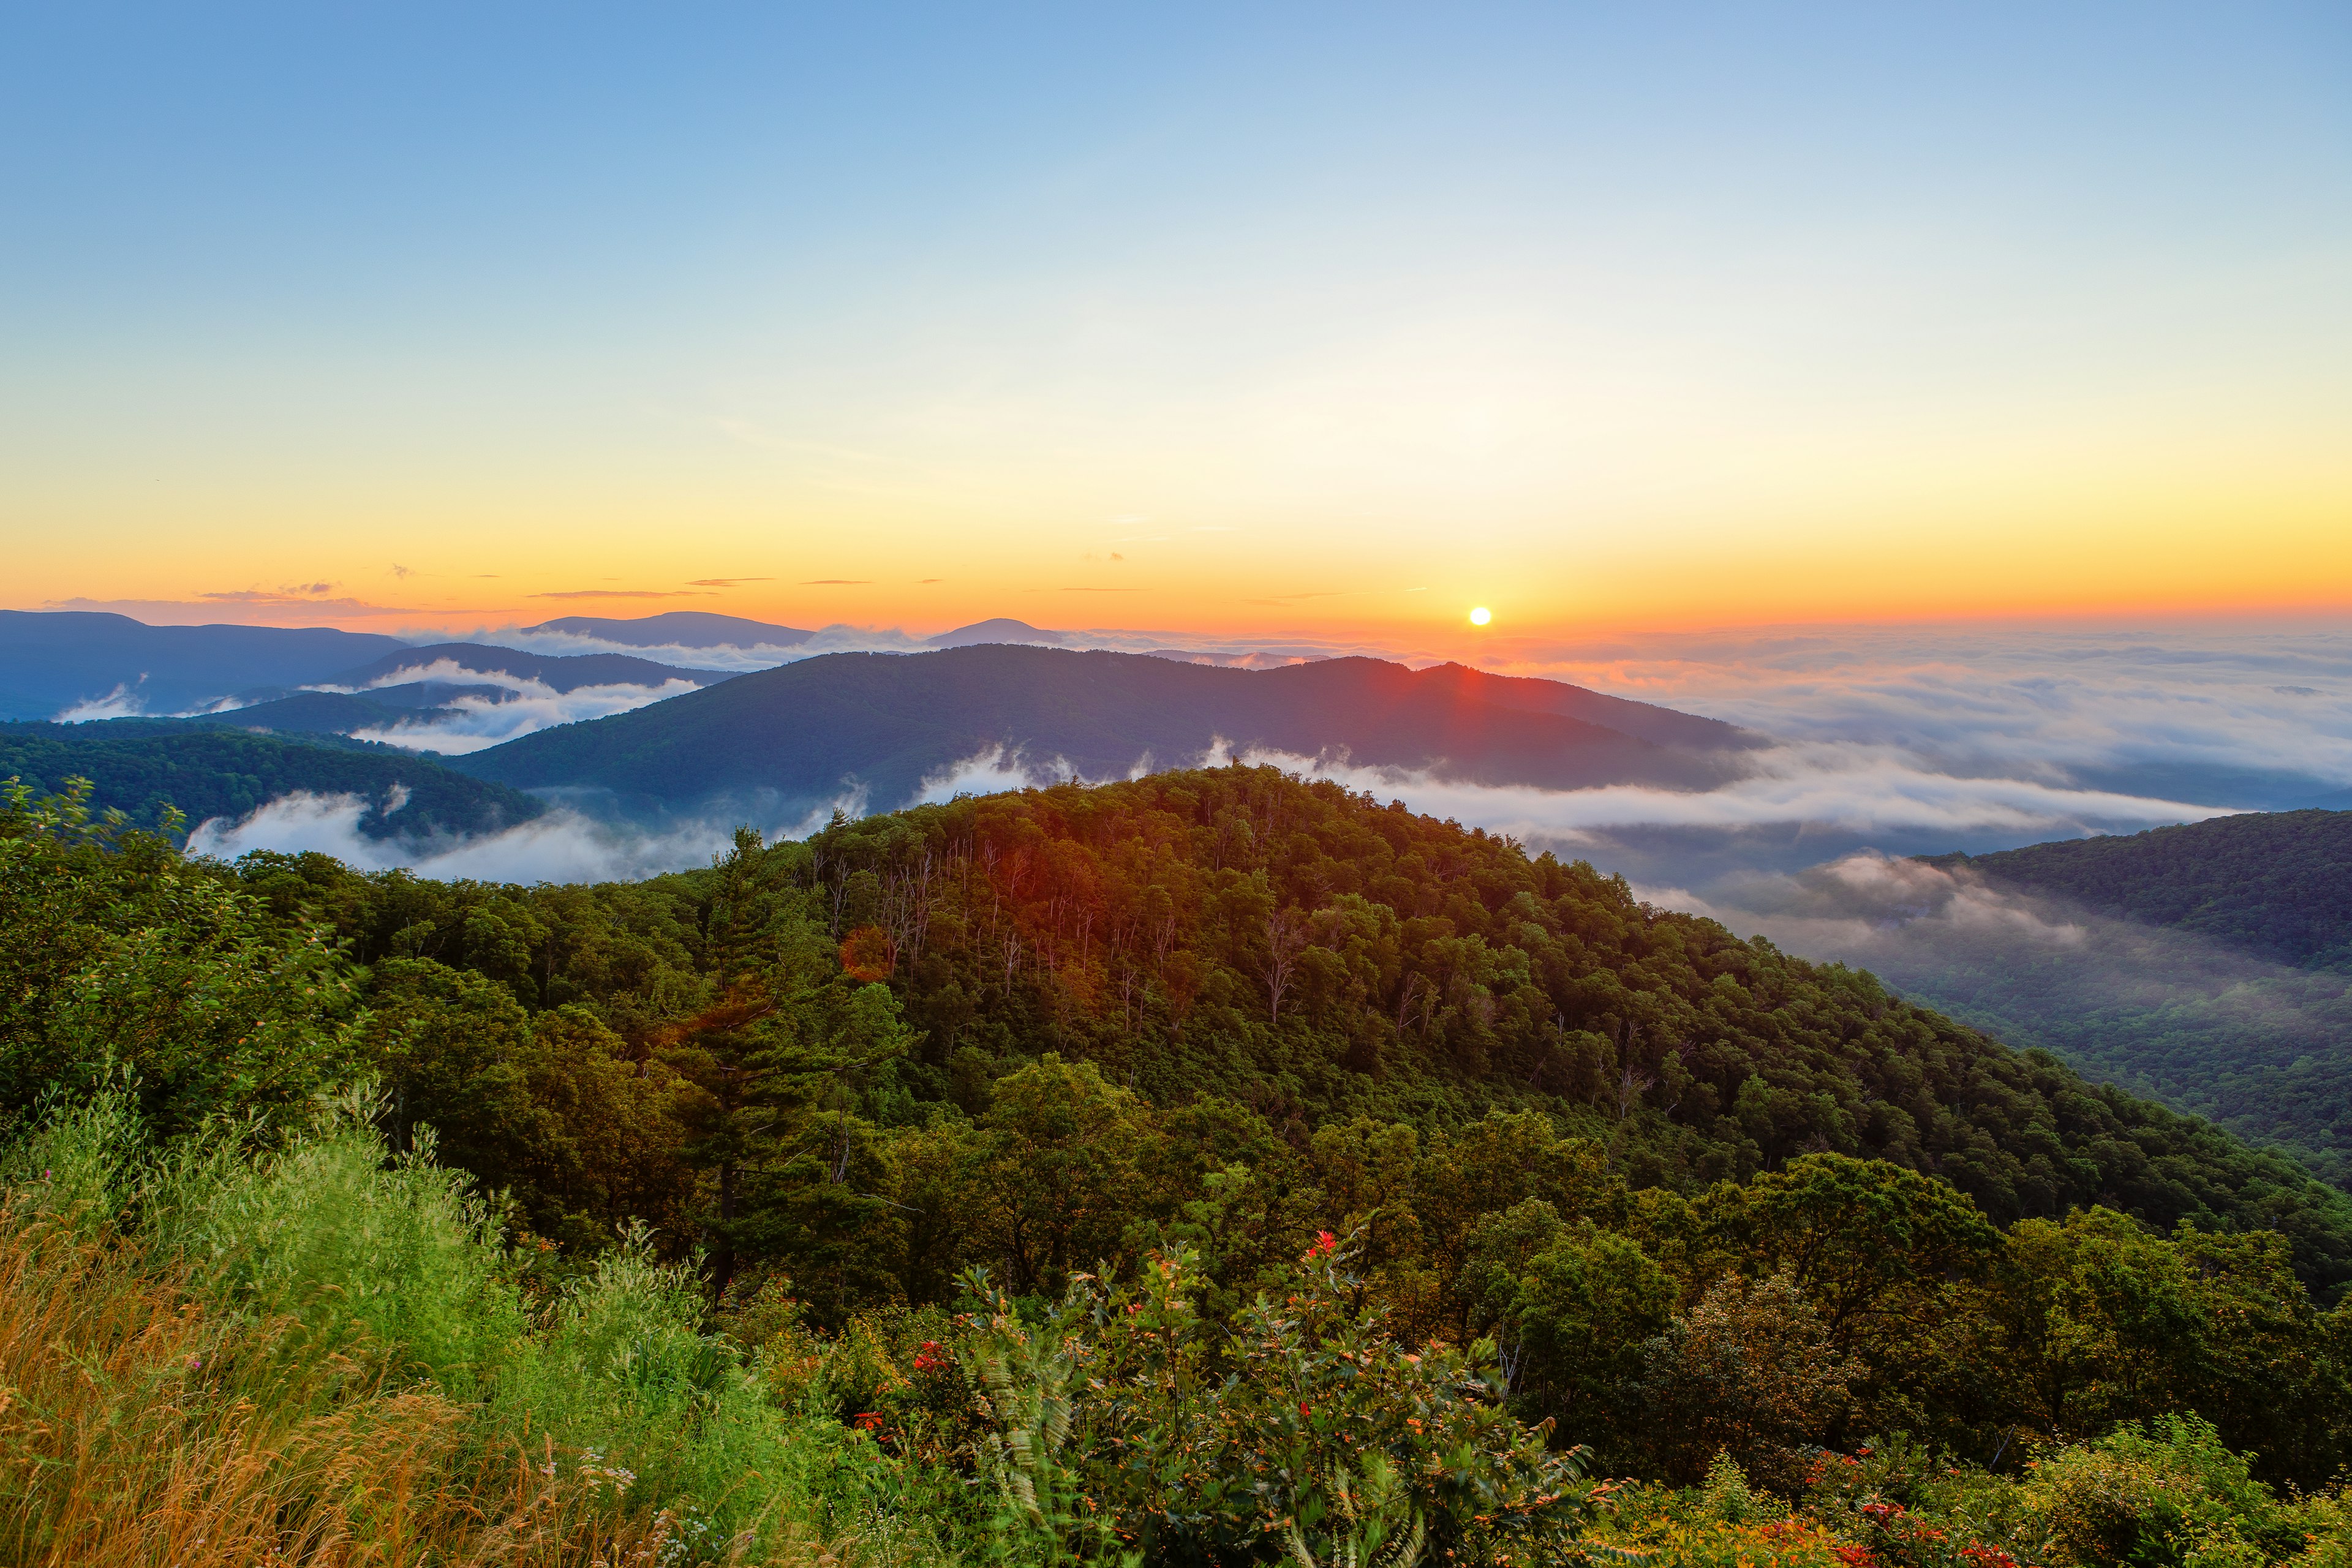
[0,721,546,842]
[1930,809,2352,969]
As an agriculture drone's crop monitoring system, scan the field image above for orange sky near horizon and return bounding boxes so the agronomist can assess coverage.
[15,470,2350,646]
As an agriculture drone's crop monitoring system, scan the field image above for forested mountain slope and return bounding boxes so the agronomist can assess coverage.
[454,644,1754,810]
[1931,809,2352,968]
[1890,810,2352,1186]
[228,763,2352,1295]
[0,722,546,841]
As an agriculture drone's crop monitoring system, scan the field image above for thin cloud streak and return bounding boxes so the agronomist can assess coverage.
[184,791,856,884]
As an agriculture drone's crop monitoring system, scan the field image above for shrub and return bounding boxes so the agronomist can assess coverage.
[955,1236,1608,1566]
[2023,1417,2288,1568]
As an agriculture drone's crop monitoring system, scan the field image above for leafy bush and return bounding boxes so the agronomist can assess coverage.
[955,1235,1607,1566]
[2022,1417,2293,1568]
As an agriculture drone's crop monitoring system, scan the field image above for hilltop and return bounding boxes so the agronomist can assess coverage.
[0,722,545,842]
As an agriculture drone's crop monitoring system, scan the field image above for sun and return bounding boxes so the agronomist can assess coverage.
[1468,606,1492,627]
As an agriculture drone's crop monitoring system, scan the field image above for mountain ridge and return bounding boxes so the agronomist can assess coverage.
[450,644,1754,810]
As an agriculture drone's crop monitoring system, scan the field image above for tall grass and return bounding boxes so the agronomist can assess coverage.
[0,1091,954,1568]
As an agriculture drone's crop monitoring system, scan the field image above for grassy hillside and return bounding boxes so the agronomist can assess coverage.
[0,722,546,841]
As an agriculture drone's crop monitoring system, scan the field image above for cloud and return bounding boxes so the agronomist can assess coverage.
[1644,854,2352,1123]
[1646,853,2101,964]
[42,595,421,624]
[183,791,855,884]
[687,578,774,587]
[1221,743,2228,843]
[333,671,706,754]
[55,680,146,722]
[199,583,339,603]
[529,589,717,600]
[478,631,811,672]
[911,745,1082,804]
[1491,621,2352,803]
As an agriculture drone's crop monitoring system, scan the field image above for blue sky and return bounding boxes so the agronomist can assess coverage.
[4,2,2348,635]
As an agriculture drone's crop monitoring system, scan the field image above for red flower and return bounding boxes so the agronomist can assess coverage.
[851,1411,886,1431]
[1304,1230,1338,1259]
[1300,1402,1312,1418]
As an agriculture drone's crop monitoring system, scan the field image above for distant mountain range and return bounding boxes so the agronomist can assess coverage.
[451,644,1758,812]
[0,611,407,721]
[0,612,735,729]
[2,611,1759,829]
[520,611,1072,655]
[521,610,816,649]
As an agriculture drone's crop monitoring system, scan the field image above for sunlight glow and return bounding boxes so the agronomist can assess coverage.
[1469,607,1492,627]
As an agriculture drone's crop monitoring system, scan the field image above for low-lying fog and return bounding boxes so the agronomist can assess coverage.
[182,619,2352,893]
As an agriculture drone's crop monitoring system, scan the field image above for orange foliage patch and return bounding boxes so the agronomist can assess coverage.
[840,925,894,982]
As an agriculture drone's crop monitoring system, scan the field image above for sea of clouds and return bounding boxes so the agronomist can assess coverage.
[183,789,861,884]
[172,619,2352,900]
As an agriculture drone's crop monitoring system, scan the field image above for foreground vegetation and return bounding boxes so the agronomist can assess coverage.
[4,766,2351,1565]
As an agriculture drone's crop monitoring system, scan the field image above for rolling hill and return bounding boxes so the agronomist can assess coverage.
[451,644,1759,811]
[0,722,546,842]
[1928,809,2352,969]
[1880,810,2352,1184]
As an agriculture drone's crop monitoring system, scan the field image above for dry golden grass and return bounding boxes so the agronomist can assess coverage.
[0,1204,761,1568]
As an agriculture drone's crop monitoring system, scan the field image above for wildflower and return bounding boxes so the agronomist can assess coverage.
[1304,1230,1338,1260]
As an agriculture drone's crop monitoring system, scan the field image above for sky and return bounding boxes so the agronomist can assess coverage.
[4,2,2350,641]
